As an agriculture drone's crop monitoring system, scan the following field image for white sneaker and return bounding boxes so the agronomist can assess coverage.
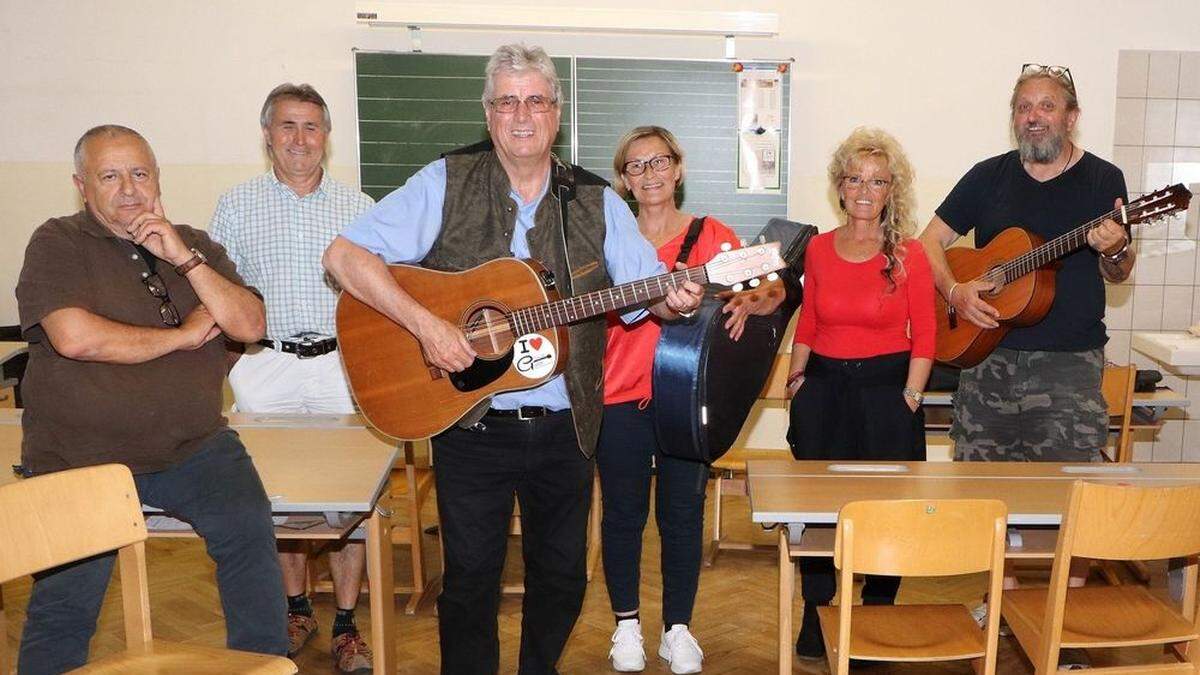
[658,624,703,674]
[609,619,645,672]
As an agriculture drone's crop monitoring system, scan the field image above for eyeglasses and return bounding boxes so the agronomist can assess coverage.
[142,272,181,327]
[487,95,557,114]
[1021,63,1075,95]
[622,154,674,176]
[842,175,891,192]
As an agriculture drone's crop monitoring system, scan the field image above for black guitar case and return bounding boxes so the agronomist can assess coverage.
[652,218,816,463]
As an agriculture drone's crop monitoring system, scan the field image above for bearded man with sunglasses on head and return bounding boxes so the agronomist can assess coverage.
[15,124,284,674]
[919,64,1134,466]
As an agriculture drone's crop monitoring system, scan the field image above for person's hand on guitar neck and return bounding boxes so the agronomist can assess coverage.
[413,311,476,373]
[1087,198,1134,283]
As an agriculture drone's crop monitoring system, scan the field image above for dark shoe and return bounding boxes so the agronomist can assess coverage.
[795,606,825,659]
[331,630,374,673]
[286,612,318,657]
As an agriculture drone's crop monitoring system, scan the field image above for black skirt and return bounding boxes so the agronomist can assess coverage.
[786,351,926,461]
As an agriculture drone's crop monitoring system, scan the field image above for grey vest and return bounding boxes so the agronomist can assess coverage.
[424,142,612,457]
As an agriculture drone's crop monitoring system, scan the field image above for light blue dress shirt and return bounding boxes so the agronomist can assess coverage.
[340,158,664,411]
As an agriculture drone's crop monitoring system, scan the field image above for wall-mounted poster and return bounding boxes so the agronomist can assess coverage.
[737,67,783,193]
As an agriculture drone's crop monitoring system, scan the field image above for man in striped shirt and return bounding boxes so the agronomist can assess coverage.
[209,83,375,674]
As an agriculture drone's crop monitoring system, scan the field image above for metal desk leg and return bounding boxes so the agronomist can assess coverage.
[366,499,396,674]
[778,526,796,675]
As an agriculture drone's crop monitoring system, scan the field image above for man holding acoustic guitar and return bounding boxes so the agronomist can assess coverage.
[323,44,704,674]
[920,63,1134,468]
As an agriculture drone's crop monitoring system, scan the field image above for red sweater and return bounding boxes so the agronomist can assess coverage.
[792,232,935,360]
[603,217,742,405]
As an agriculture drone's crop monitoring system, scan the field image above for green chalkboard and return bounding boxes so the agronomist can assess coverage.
[355,52,789,239]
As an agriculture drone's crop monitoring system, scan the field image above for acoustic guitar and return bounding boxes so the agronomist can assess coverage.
[935,183,1191,368]
[336,243,785,439]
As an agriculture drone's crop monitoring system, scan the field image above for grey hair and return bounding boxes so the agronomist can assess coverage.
[260,83,331,131]
[481,44,562,107]
[73,124,154,174]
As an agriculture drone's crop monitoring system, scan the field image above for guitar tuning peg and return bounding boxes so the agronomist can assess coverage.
[766,272,779,281]
[720,242,733,252]
[731,283,744,292]
[748,278,761,288]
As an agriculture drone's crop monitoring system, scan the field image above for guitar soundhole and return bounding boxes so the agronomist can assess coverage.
[463,306,515,359]
[983,266,1007,296]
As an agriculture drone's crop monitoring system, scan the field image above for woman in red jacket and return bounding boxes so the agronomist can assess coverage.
[598,125,780,674]
[787,127,935,660]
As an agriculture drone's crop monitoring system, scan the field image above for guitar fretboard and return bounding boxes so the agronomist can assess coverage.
[508,267,708,336]
[994,211,1117,283]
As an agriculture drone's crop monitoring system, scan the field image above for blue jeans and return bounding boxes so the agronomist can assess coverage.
[17,429,287,674]
[596,401,708,627]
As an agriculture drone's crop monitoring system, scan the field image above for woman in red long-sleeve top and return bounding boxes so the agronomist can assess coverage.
[787,127,935,661]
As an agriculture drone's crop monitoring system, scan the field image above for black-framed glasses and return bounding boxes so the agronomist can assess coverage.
[487,95,557,114]
[1021,63,1075,95]
[142,272,181,327]
[623,154,674,176]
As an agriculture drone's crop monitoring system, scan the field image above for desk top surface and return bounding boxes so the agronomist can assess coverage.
[747,459,1200,525]
[0,410,398,512]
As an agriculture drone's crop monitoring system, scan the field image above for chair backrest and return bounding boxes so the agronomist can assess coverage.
[758,353,791,400]
[834,498,1008,577]
[1064,480,1200,561]
[0,464,147,583]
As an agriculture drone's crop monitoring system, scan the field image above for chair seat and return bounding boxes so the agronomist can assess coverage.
[73,639,296,674]
[817,604,985,661]
[1002,585,1199,649]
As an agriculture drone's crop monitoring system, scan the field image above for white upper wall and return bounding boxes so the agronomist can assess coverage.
[2,0,1200,324]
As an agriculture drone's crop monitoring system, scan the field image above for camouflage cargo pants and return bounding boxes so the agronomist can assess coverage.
[951,348,1107,462]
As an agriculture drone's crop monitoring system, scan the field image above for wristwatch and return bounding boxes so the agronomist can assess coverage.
[1101,240,1130,264]
[902,387,924,406]
[174,247,208,276]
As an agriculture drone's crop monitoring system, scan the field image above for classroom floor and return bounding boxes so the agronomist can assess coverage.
[1,479,1177,674]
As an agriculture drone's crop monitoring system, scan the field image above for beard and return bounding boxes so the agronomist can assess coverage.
[1015,123,1066,164]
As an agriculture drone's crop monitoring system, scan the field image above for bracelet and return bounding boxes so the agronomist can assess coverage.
[786,370,805,387]
[1101,239,1130,263]
[947,282,960,303]
[676,308,696,319]
[902,387,924,405]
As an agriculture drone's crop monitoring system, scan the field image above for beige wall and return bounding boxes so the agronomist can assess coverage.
[2,0,1200,329]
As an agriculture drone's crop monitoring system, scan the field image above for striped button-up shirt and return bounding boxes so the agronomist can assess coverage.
[209,171,374,340]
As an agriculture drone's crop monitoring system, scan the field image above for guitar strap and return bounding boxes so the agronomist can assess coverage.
[674,216,708,266]
[551,156,577,297]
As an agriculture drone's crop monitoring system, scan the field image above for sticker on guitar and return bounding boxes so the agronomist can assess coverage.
[513,333,558,379]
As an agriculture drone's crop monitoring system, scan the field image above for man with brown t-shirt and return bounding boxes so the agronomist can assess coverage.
[15,125,288,674]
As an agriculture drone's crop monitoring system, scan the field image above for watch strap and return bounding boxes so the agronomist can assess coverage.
[174,248,207,276]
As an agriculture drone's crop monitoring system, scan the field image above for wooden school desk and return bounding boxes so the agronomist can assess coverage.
[747,459,1200,674]
[0,409,398,675]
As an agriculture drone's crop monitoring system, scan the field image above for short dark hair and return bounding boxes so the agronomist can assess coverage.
[73,124,153,174]
[260,83,331,131]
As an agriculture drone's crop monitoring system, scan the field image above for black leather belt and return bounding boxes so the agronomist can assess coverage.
[257,336,338,359]
[484,406,559,420]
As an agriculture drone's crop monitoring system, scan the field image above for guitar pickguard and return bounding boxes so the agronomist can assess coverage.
[448,350,515,392]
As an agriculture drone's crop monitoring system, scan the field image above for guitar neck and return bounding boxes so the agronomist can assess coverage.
[998,207,1120,284]
[511,267,708,334]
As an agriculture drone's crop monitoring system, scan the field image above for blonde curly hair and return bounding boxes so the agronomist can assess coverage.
[828,127,917,291]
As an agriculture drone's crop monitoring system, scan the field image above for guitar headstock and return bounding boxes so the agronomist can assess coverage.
[1127,183,1193,226]
[703,241,785,289]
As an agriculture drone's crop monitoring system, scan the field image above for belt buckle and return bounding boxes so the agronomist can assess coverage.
[295,336,320,359]
[516,406,539,421]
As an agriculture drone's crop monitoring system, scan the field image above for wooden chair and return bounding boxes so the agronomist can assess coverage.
[0,464,296,674]
[1100,363,1136,463]
[1001,480,1200,674]
[817,498,1008,675]
[707,352,792,565]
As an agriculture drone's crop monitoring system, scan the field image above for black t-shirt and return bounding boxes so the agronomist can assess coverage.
[935,150,1127,352]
